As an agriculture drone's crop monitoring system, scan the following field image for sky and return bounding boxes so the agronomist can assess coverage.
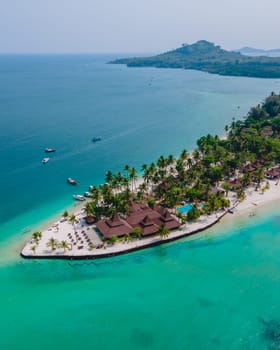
[0,0,279,54]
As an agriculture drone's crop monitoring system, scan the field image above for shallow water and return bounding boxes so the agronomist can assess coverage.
[1,207,280,350]
[1,54,280,349]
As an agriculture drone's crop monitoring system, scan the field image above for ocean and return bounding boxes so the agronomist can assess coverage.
[0,54,280,349]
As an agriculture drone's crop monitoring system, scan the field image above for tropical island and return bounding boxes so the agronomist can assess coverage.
[110,40,280,78]
[21,92,280,259]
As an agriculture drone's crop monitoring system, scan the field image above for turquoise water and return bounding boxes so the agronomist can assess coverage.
[1,54,280,349]
[177,203,193,213]
[2,207,280,349]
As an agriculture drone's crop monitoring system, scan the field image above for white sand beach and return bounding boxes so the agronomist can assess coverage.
[21,178,280,259]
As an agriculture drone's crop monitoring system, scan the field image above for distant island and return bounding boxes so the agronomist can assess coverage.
[110,40,280,78]
[234,46,280,57]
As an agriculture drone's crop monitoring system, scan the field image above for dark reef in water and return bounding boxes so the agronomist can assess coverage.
[260,318,280,348]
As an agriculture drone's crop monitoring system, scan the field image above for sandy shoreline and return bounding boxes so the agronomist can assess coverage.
[20,178,280,260]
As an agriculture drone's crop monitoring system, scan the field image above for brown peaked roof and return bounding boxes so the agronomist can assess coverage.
[229,178,242,186]
[160,210,174,222]
[96,214,132,239]
[107,214,125,227]
[126,205,161,227]
[127,202,181,236]
[265,167,280,178]
[244,163,256,172]
[97,202,181,239]
[252,160,264,169]
[139,215,159,236]
[129,200,142,213]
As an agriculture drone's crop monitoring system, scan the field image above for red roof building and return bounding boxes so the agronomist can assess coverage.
[96,201,181,239]
[96,214,133,239]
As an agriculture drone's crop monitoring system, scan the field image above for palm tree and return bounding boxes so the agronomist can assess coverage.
[125,233,133,243]
[69,214,77,240]
[192,149,201,163]
[88,242,95,251]
[221,182,230,197]
[105,170,114,185]
[91,186,100,203]
[46,237,59,251]
[100,183,113,205]
[167,154,175,167]
[69,214,76,227]
[131,227,142,239]
[59,240,71,252]
[180,149,189,163]
[158,223,170,239]
[32,231,42,245]
[62,210,69,218]
[237,188,246,201]
[129,167,138,192]
[85,202,94,216]
[225,124,229,135]
[124,164,131,184]
[30,245,37,254]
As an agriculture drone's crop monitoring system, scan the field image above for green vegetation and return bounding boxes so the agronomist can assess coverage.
[158,224,170,239]
[46,237,59,251]
[111,40,280,78]
[131,227,142,238]
[187,206,201,222]
[84,93,280,240]
[32,231,42,245]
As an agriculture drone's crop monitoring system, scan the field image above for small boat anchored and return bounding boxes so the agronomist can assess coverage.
[45,148,56,153]
[42,157,50,164]
[73,195,86,201]
[67,178,78,185]
[84,191,93,198]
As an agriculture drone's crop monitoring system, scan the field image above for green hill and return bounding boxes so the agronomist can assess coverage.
[110,40,280,78]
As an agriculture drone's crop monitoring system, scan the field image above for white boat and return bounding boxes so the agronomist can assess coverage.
[45,148,56,153]
[84,191,93,198]
[73,195,86,201]
[67,178,78,185]
[42,157,50,164]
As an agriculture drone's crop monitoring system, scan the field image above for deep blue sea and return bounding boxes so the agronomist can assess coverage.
[1,54,280,349]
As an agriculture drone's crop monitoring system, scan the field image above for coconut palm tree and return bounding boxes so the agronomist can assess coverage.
[85,202,94,216]
[221,182,230,197]
[237,188,246,201]
[88,242,95,251]
[46,237,59,251]
[124,164,131,185]
[91,186,100,203]
[30,245,37,254]
[180,149,189,162]
[129,167,138,192]
[158,223,170,239]
[125,233,133,243]
[59,240,71,252]
[105,170,114,185]
[62,210,69,218]
[69,214,76,227]
[131,227,142,239]
[32,231,42,245]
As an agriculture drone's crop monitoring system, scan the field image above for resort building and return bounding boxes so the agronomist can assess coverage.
[96,201,181,239]
[96,214,133,239]
[265,166,280,179]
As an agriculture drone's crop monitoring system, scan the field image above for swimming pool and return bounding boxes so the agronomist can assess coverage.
[177,203,193,214]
